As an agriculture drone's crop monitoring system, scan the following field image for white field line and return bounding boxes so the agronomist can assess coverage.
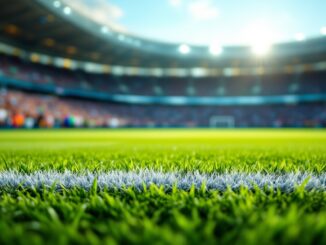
[0,170,325,191]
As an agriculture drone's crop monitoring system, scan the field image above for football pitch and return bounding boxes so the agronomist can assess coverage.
[0,129,325,244]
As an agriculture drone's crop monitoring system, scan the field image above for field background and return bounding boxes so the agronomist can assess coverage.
[0,129,325,244]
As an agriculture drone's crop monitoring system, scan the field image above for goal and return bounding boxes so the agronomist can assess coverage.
[209,116,235,128]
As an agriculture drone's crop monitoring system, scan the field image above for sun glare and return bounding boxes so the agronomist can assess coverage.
[241,20,278,56]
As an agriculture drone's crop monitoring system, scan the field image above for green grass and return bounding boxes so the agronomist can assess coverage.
[0,129,325,244]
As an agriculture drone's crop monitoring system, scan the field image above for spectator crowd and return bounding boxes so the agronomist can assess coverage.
[1,54,326,97]
[1,53,326,128]
[1,89,326,128]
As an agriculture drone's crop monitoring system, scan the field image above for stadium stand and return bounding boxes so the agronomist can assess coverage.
[0,0,326,128]
[1,54,326,97]
[1,51,326,128]
[1,88,325,128]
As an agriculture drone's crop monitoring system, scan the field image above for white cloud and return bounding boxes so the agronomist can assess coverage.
[187,0,219,21]
[61,0,125,31]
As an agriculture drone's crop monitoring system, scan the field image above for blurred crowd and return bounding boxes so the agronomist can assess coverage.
[0,89,127,128]
[1,89,326,128]
[1,53,326,128]
[1,54,326,97]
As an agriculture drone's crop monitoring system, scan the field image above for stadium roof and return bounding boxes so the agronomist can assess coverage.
[0,0,326,69]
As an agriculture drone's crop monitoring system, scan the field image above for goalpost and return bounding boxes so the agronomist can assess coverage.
[209,116,235,128]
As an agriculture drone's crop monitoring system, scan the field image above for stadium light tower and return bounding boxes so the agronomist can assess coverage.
[178,44,191,54]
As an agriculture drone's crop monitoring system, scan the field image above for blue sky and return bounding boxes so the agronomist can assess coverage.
[66,0,326,46]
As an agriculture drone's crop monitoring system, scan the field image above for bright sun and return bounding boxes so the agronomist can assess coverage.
[242,20,279,56]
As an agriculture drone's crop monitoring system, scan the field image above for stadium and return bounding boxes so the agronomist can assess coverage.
[0,0,325,244]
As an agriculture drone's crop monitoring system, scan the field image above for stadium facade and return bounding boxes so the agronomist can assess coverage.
[0,0,326,128]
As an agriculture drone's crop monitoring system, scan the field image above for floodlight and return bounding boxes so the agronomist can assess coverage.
[63,6,71,15]
[209,44,223,56]
[53,1,61,8]
[178,44,190,54]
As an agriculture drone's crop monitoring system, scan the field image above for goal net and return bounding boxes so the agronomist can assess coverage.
[209,116,235,128]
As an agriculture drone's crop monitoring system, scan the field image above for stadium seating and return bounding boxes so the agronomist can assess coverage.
[0,89,325,128]
[1,54,326,97]
[1,54,326,128]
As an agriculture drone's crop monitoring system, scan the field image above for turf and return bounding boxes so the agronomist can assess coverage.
[0,129,325,244]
